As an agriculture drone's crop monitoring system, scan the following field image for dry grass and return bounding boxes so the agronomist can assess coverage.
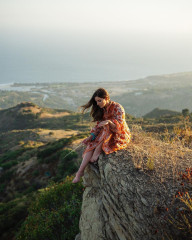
[126,125,192,184]
[35,129,80,142]
[40,112,70,118]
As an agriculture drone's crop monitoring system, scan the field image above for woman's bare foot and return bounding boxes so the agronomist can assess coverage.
[72,171,84,183]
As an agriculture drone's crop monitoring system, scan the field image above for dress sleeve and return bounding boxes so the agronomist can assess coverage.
[110,104,125,133]
[90,121,102,135]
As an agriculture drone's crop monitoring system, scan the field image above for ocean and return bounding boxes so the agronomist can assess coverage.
[0,32,192,85]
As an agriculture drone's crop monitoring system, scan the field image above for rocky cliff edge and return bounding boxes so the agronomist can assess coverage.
[76,130,192,240]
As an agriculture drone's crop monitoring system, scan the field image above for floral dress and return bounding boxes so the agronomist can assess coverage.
[82,101,131,157]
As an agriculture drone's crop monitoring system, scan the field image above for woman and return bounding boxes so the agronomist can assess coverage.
[72,88,131,183]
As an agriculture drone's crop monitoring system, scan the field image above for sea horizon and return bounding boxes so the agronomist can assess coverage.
[1,69,192,93]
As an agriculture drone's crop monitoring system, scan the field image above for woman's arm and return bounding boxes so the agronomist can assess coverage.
[109,103,125,133]
[90,121,102,137]
[97,104,125,132]
[82,121,101,144]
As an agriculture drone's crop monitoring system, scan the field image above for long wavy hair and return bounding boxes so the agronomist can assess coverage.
[81,88,110,121]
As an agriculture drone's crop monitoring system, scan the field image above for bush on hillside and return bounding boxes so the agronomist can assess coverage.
[0,159,18,170]
[0,169,15,183]
[0,149,26,164]
[37,138,70,160]
[0,196,31,240]
[56,149,78,180]
[182,108,190,117]
[16,176,84,240]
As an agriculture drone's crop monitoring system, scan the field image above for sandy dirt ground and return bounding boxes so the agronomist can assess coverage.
[40,112,70,118]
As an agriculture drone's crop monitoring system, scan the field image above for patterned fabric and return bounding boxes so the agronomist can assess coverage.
[82,101,131,157]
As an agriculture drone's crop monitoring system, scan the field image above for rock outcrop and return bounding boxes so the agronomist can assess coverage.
[76,132,192,240]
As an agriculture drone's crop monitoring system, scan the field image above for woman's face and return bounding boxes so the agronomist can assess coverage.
[95,96,108,108]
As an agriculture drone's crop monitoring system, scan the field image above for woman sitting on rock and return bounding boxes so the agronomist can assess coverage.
[72,88,131,183]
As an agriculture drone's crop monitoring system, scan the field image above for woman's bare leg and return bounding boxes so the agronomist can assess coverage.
[72,149,94,183]
[90,140,104,162]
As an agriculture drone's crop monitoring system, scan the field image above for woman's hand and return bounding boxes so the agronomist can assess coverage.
[81,136,92,145]
[97,120,110,128]
[98,120,116,130]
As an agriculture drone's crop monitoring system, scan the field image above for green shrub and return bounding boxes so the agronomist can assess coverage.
[0,197,31,240]
[37,138,70,159]
[23,183,41,194]
[38,151,61,164]
[182,108,190,117]
[0,183,6,193]
[37,135,85,164]
[32,170,39,177]
[56,149,78,181]
[16,176,84,240]
[17,149,38,163]
[0,160,18,170]
[0,169,14,183]
[0,149,26,164]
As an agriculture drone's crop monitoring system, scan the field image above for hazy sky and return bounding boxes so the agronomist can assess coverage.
[1,0,192,35]
[0,0,192,83]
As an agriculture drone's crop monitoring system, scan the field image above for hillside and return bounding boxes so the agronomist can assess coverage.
[0,101,90,133]
[0,102,92,202]
[0,102,192,240]
[143,108,180,118]
[0,103,91,240]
